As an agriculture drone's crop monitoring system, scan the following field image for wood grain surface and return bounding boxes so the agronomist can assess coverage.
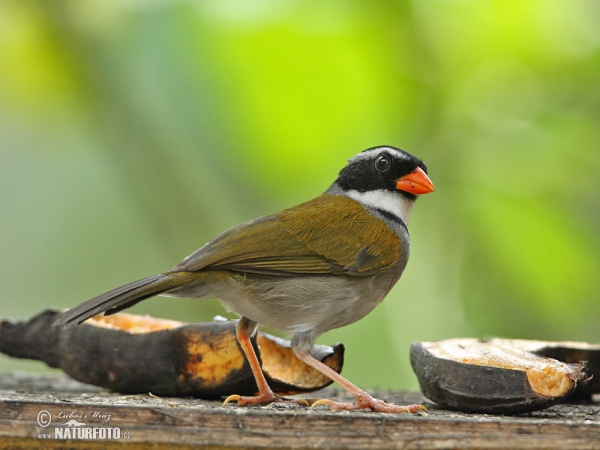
[1,372,599,449]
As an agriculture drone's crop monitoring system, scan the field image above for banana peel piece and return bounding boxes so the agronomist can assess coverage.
[411,338,592,414]
[485,338,600,398]
[0,310,344,398]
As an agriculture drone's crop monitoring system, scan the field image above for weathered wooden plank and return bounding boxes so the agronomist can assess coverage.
[1,373,599,449]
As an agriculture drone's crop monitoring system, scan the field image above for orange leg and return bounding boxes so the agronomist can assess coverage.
[223,317,282,406]
[294,349,426,414]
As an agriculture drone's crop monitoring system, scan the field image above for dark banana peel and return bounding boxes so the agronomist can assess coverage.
[411,338,594,414]
[0,310,344,398]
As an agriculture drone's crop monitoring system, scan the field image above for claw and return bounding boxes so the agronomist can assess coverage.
[223,394,242,406]
[222,392,282,407]
[408,404,428,413]
[310,398,334,409]
[296,398,310,407]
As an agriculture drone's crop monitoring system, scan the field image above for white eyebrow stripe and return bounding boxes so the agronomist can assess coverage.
[348,147,409,163]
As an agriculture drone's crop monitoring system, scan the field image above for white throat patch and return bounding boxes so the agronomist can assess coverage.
[345,189,415,226]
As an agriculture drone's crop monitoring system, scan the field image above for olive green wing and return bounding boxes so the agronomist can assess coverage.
[276,195,402,275]
[173,195,401,276]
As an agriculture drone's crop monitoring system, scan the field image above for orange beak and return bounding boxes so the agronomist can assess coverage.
[396,167,435,195]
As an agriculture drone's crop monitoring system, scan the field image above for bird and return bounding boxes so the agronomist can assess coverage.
[55,145,434,413]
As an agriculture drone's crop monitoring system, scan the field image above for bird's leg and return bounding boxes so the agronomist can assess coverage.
[293,348,426,414]
[223,317,282,406]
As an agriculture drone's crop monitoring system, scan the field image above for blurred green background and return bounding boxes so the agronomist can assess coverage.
[1,0,599,391]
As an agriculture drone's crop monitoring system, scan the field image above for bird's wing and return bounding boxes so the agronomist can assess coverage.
[173,194,402,276]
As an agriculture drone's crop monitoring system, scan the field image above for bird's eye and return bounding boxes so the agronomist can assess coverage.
[375,155,391,172]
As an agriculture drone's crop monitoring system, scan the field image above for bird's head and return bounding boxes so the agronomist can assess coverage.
[331,146,434,225]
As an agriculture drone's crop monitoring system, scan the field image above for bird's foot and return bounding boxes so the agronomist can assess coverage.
[310,394,427,413]
[223,391,283,407]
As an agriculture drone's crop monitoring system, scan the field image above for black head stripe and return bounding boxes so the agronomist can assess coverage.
[336,146,425,194]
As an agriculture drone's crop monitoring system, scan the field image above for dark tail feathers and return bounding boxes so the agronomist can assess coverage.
[54,272,193,327]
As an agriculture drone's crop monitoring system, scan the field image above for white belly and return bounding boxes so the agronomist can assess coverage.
[214,270,402,336]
